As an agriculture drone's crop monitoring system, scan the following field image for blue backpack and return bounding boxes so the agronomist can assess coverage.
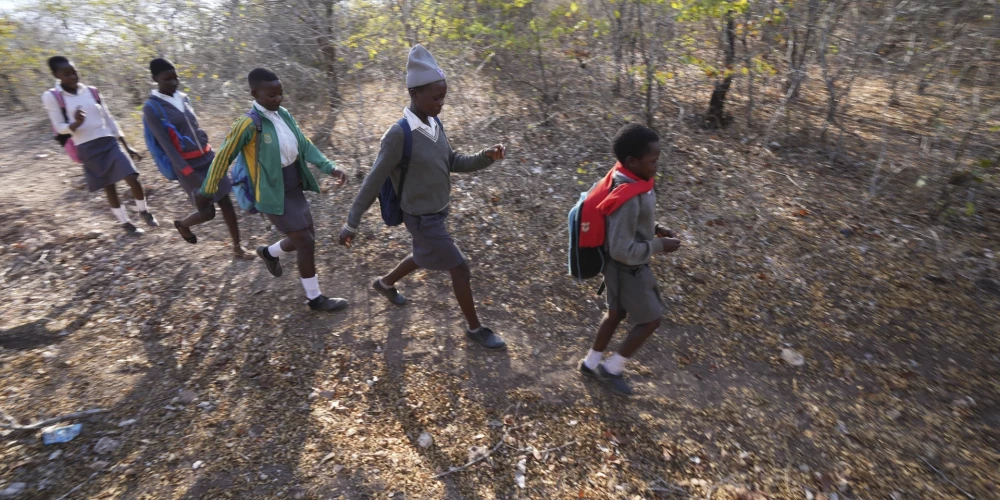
[230,109,262,214]
[377,116,442,226]
[142,98,199,181]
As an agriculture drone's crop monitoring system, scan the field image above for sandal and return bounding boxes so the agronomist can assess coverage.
[174,220,197,244]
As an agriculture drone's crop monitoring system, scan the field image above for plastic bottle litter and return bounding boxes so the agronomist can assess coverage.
[41,423,82,444]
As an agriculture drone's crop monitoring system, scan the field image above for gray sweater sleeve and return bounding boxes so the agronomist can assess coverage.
[345,124,404,231]
[142,104,188,171]
[448,148,494,173]
[605,198,665,266]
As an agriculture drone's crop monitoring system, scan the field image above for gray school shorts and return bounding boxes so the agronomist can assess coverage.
[603,261,663,325]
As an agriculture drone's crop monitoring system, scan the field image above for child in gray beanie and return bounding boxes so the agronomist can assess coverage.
[339,44,509,351]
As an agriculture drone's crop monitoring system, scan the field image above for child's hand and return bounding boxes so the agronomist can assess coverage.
[655,224,675,238]
[338,227,355,247]
[71,108,86,129]
[331,169,348,188]
[659,237,681,253]
[126,146,144,162]
[484,144,505,160]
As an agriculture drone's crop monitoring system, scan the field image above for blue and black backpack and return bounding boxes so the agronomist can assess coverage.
[377,116,442,226]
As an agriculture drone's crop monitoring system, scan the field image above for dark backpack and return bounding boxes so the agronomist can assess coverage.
[377,116,442,226]
[230,109,262,214]
[568,190,606,280]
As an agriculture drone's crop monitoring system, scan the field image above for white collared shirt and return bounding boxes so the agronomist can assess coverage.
[403,106,438,140]
[253,101,299,167]
[41,82,121,145]
[151,89,187,113]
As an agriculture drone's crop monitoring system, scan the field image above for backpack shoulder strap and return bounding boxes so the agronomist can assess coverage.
[88,86,100,104]
[396,118,412,197]
[49,90,68,123]
[397,118,412,166]
[433,116,443,132]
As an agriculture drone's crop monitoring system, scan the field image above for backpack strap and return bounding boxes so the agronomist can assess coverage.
[49,89,69,124]
[433,116,443,132]
[246,108,263,169]
[88,86,101,104]
[396,117,413,197]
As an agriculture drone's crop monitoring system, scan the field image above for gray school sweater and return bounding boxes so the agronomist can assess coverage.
[604,171,664,267]
[345,122,493,231]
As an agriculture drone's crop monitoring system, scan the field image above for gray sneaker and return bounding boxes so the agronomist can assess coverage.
[466,327,506,350]
[597,364,633,395]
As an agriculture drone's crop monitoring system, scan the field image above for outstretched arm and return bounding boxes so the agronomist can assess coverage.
[200,116,254,197]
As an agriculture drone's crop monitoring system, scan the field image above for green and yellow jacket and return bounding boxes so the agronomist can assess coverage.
[200,106,337,215]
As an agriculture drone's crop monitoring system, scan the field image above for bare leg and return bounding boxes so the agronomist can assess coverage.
[591,310,626,352]
[616,317,662,358]
[103,184,121,209]
[449,262,480,330]
[284,228,315,278]
[218,196,251,258]
[382,254,419,286]
[179,194,216,228]
[123,173,145,201]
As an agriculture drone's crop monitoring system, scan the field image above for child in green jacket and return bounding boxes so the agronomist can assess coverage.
[201,68,349,312]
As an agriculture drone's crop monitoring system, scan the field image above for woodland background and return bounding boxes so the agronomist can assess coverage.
[0,0,998,499]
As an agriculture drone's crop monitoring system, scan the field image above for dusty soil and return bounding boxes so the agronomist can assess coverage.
[0,77,998,499]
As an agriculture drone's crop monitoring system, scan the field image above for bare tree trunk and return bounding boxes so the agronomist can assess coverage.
[706,10,735,128]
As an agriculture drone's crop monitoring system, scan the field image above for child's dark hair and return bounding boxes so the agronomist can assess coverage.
[248,68,279,90]
[48,56,70,74]
[612,123,660,163]
[149,58,175,78]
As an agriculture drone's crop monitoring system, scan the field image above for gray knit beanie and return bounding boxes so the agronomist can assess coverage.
[405,44,446,88]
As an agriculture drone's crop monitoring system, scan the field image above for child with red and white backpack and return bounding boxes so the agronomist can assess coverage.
[41,56,158,235]
[576,124,681,395]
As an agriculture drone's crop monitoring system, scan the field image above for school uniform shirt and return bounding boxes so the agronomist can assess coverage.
[344,116,494,232]
[41,82,122,145]
[403,106,438,139]
[151,89,188,113]
[253,101,299,167]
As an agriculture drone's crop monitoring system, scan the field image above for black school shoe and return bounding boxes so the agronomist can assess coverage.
[122,222,144,236]
[372,279,406,305]
[140,210,159,227]
[596,365,634,395]
[308,295,349,312]
[256,246,282,277]
[466,327,507,350]
[579,360,598,378]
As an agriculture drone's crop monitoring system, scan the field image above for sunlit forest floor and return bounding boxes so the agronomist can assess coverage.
[1,75,998,499]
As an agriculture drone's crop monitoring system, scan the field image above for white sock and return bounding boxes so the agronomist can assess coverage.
[268,241,287,259]
[135,198,148,212]
[583,349,603,370]
[468,326,482,333]
[110,207,129,224]
[300,276,322,300]
[602,353,628,375]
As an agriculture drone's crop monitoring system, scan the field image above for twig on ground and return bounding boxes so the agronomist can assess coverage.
[54,471,101,500]
[0,409,109,431]
[763,169,802,189]
[434,403,522,479]
[433,423,528,479]
[922,457,976,500]
[648,478,689,496]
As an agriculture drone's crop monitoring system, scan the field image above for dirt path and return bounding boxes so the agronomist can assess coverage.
[1,110,998,499]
